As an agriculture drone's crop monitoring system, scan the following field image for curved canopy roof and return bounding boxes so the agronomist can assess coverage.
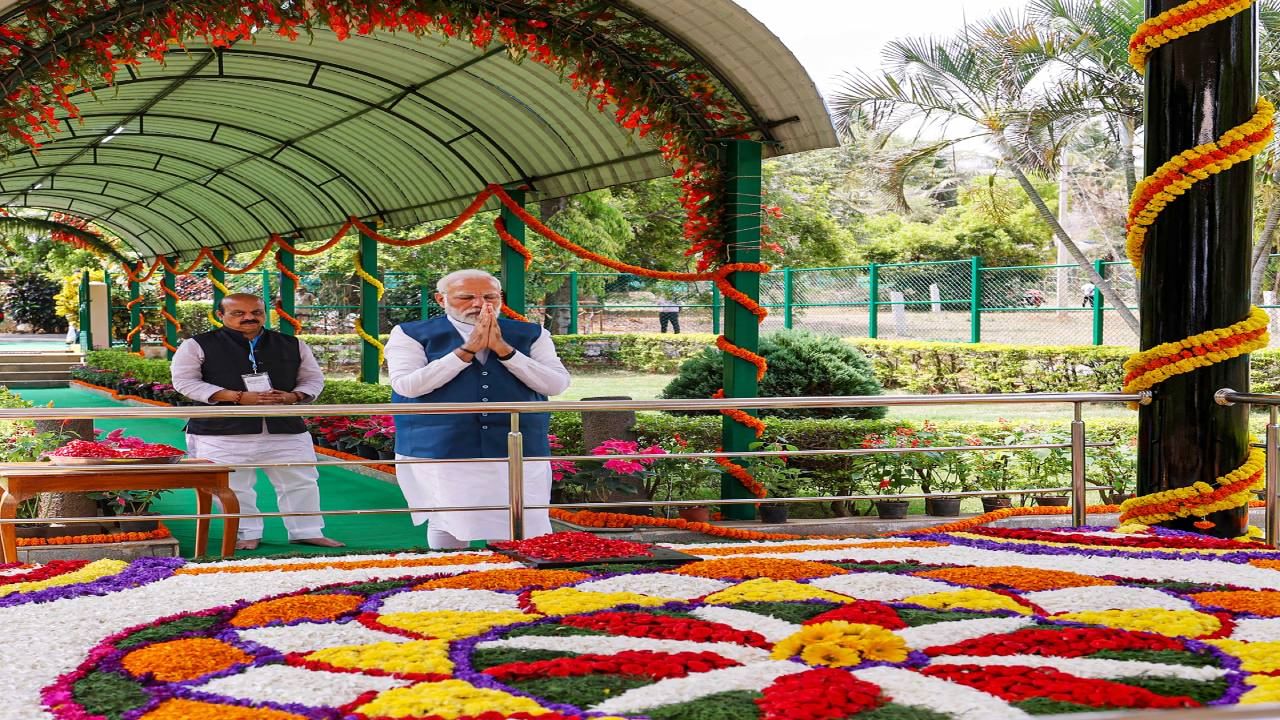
[0,1,836,261]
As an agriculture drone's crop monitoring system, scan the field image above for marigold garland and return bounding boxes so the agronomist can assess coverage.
[1121,4,1272,534]
[548,508,802,541]
[1129,0,1255,73]
[494,217,533,270]
[15,525,171,547]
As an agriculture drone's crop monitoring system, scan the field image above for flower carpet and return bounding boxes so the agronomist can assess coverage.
[7,527,1280,720]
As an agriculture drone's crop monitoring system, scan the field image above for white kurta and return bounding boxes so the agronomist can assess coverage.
[171,336,328,541]
[386,319,571,541]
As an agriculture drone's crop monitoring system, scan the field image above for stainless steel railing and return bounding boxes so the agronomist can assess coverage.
[1216,388,1280,547]
[0,391,1148,543]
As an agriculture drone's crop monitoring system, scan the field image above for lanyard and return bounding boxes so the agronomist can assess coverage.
[248,335,261,374]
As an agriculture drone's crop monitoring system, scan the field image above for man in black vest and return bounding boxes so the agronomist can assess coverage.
[171,293,344,551]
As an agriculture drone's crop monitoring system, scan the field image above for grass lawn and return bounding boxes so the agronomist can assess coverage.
[554,371,677,401]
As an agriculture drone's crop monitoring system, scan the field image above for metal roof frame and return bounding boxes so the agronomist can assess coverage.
[0,0,837,261]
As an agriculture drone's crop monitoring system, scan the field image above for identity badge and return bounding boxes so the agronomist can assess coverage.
[241,372,273,393]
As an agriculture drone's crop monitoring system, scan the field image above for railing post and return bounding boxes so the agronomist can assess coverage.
[1092,259,1105,346]
[568,271,579,335]
[1071,402,1087,527]
[711,283,722,335]
[78,270,91,352]
[1268,406,1279,547]
[128,277,141,354]
[970,256,982,344]
[868,263,879,339]
[162,260,178,359]
[507,412,525,541]
[261,267,273,330]
[783,268,794,330]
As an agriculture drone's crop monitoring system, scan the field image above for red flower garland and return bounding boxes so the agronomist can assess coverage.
[489,530,654,562]
[920,664,1199,709]
[922,626,1185,659]
[483,649,739,682]
[756,668,886,720]
[561,611,770,647]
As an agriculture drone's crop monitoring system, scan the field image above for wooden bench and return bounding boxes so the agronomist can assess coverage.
[0,460,240,562]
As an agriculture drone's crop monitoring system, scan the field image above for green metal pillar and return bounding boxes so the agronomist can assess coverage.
[568,271,579,335]
[276,248,297,336]
[103,269,112,347]
[501,188,527,315]
[711,284,722,335]
[78,270,91,352]
[210,251,228,324]
[162,260,178,359]
[260,268,273,330]
[720,140,764,521]
[970,256,983,344]
[782,268,794,330]
[420,279,431,321]
[1137,0,1254,538]
[1092,259,1105,346]
[128,278,141,354]
[359,233,380,384]
[868,263,880,339]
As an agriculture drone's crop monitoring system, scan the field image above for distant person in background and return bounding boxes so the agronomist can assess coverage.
[1081,282,1097,308]
[657,294,681,334]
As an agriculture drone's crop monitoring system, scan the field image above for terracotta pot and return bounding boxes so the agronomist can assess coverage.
[875,500,909,519]
[925,497,962,517]
[981,496,1014,513]
[677,506,711,523]
[1036,495,1070,507]
[758,504,789,524]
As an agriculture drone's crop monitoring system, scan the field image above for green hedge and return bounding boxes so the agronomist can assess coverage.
[85,350,173,384]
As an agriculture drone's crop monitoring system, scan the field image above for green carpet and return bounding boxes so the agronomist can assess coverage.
[14,387,427,558]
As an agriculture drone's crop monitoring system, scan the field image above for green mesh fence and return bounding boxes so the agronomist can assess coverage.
[83,256,1174,349]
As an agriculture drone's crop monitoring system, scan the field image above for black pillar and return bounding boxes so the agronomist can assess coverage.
[1137,1,1255,537]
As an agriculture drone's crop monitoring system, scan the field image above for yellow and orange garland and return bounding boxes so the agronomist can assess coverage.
[1121,0,1271,530]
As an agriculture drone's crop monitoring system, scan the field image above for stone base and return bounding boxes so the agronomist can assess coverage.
[17,537,181,563]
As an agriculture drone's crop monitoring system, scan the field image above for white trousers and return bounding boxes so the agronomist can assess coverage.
[186,431,325,541]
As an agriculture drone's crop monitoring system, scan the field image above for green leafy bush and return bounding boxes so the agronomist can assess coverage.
[316,379,392,405]
[661,330,886,419]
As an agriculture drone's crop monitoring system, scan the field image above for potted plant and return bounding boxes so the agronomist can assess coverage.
[360,415,396,460]
[748,440,808,524]
[1015,430,1073,506]
[1086,438,1138,505]
[855,431,913,519]
[971,426,1017,512]
[89,489,169,531]
[925,442,974,517]
[561,439,667,513]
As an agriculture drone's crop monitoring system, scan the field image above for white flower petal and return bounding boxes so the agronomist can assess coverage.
[690,606,800,642]
[574,573,731,599]
[896,617,1033,650]
[1231,617,1280,643]
[476,634,770,664]
[1027,586,1192,615]
[191,664,405,707]
[808,573,953,601]
[236,620,407,654]
[376,588,520,613]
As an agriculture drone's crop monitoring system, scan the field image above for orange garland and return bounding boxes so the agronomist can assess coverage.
[500,304,530,322]
[494,217,533,269]
[272,251,304,334]
[124,294,145,352]
[16,525,170,547]
[314,445,396,476]
[1128,0,1254,73]
[549,508,802,541]
[895,505,1123,536]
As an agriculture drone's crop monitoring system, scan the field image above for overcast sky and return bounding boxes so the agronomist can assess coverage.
[731,0,1027,97]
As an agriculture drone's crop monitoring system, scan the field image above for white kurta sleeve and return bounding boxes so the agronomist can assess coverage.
[500,327,571,396]
[170,340,224,404]
[292,341,325,401]
[387,325,471,398]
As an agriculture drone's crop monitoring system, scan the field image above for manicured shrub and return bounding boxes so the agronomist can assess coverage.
[661,330,887,419]
[3,273,65,332]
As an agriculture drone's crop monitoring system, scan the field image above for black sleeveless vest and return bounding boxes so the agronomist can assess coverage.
[187,327,306,435]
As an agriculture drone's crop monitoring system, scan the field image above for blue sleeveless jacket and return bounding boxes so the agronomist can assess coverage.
[391,316,551,459]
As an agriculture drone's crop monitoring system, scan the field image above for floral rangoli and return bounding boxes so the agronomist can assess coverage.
[12,527,1280,719]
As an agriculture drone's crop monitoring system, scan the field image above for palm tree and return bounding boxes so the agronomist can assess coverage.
[829,10,1140,333]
